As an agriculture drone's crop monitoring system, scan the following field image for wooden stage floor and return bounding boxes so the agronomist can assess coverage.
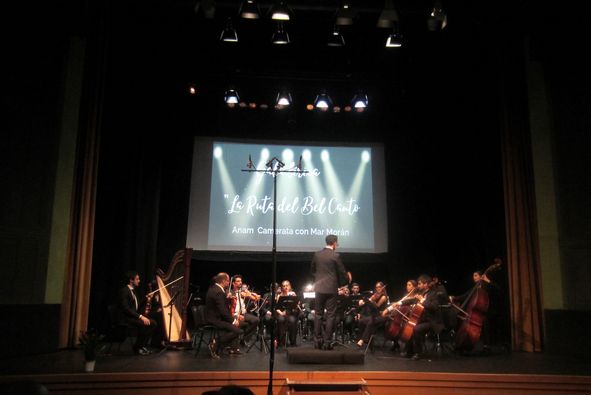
[1,340,590,394]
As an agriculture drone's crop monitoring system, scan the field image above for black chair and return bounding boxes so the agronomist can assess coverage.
[104,304,135,354]
[190,305,219,356]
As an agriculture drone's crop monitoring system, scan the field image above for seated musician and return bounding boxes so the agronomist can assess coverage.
[230,275,261,346]
[343,282,362,341]
[275,280,300,348]
[118,270,157,356]
[356,281,389,348]
[205,273,243,358]
[381,279,418,353]
[397,274,448,360]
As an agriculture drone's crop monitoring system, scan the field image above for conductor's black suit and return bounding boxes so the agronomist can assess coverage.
[310,247,349,347]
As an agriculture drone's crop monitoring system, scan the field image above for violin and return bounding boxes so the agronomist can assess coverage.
[144,282,154,316]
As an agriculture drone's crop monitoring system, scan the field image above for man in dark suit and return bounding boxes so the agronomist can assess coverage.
[205,272,244,359]
[118,270,157,355]
[310,234,350,350]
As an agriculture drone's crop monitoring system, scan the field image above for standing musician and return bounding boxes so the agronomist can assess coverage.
[275,280,300,348]
[205,273,243,359]
[355,281,389,348]
[118,270,157,356]
[229,275,261,347]
[395,274,448,360]
[450,268,500,353]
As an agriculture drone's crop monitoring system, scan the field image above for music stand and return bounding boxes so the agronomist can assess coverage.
[276,295,299,312]
[246,293,270,354]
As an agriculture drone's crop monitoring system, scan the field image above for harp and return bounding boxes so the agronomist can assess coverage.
[155,247,192,347]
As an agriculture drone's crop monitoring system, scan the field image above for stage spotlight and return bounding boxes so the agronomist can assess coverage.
[270,1,291,21]
[352,92,368,109]
[188,84,197,95]
[306,104,314,110]
[276,90,292,106]
[272,22,290,44]
[427,0,448,31]
[327,25,345,47]
[314,92,332,109]
[224,89,240,104]
[376,0,399,28]
[385,25,403,48]
[220,18,238,42]
[336,1,355,26]
[239,0,261,19]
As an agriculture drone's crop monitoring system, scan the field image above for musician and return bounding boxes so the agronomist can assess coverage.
[356,281,388,348]
[450,269,500,353]
[230,275,260,346]
[342,282,362,341]
[399,274,448,360]
[118,270,157,356]
[205,273,243,358]
[260,283,279,340]
[380,279,418,353]
[310,234,350,350]
[275,280,300,348]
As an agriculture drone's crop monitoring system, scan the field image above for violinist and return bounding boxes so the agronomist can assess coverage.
[205,273,243,358]
[275,280,299,348]
[230,275,260,348]
[355,281,388,348]
[398,274,448,360]
[118,271,157,356]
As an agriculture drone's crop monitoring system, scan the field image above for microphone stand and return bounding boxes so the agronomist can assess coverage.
[242,154,307,395]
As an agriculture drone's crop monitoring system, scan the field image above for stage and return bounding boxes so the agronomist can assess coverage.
[1,339,590,394]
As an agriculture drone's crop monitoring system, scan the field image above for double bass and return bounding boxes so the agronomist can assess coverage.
[451,258,502,350]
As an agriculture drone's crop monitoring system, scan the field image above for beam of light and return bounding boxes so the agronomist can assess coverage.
[242,148,272,229]
[212,145,237,211]
[345,149,372,237]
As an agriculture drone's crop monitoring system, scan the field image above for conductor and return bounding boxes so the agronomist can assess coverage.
[310,234,350,350]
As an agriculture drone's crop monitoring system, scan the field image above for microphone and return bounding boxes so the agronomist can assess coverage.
[297,155,302,171]
[247,154,254,169]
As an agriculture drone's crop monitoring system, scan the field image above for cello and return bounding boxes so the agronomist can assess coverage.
[384,286,419,340]
[397,277,441,343]
[451,258,502,350]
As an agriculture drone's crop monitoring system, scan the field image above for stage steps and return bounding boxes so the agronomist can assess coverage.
[283,379,369,394]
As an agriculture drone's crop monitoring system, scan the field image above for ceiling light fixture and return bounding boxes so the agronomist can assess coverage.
[220,18,238,42]
[239,0,261,19]
[314,92,333,110]
[385,23,403,48]
[327,25,345,47]
[352,92,368,109]
[224,89,240,104]
[270,1,291,21]
[272,22,290,44]
[427,0,448,31]
[376,0,399,29]
[335,1,355,26]
[276,90,293,106]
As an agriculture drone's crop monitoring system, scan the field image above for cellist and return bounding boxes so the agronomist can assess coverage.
[380,279,418,352]
[396,274,448,360]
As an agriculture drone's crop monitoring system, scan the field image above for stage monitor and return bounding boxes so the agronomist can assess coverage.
[186,137,388,253]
